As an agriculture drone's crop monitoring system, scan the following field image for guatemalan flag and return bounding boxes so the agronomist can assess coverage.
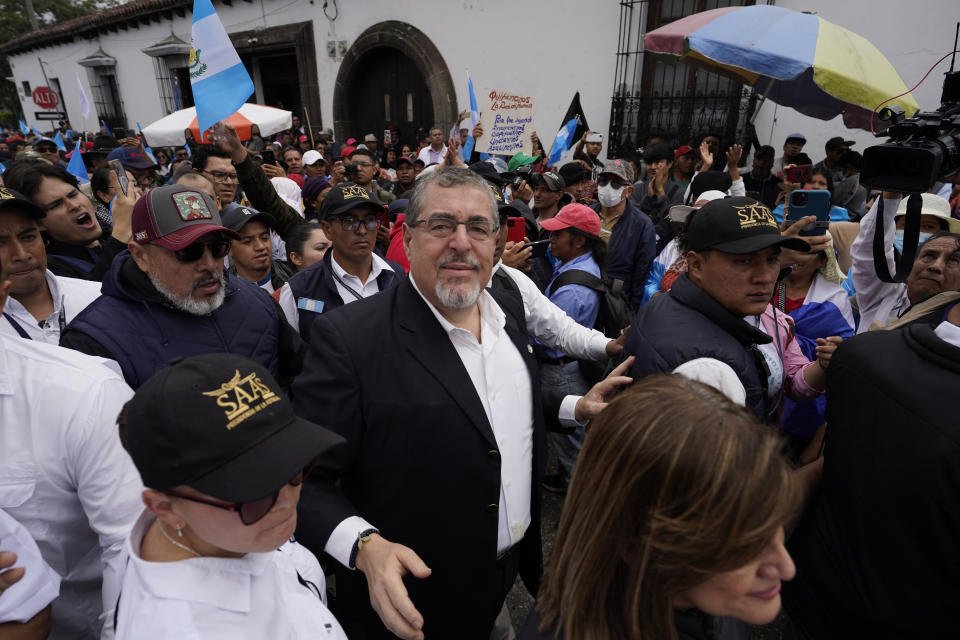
[547,116,578,167]
[66,141,89,185]
[190,0,254,136]
[461,73,480,162]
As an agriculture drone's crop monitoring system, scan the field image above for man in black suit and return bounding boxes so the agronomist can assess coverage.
[293,167,546,640]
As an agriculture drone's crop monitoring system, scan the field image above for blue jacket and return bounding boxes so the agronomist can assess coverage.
[284,249,407,341]
[61,252,298,389]
[623,273,773,420]
[591,201,656,311]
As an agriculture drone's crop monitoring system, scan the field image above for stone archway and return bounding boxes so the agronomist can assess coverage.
[333,21,457,145]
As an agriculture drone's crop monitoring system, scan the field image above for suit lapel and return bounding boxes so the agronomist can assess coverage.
[397,281,498,448]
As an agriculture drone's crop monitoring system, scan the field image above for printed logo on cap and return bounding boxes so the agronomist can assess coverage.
[736,202,777,230]
[0,188,15,200]
[202,369,281,430]
[134,230,148,241]
[172,191,214,221]
[341,185,370,200]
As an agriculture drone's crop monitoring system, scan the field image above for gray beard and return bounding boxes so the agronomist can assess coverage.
[435,280,482,310]
[149,272,227,316]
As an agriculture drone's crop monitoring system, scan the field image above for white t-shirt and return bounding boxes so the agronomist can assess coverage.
[0,508,60,624]
[114,511,348,640]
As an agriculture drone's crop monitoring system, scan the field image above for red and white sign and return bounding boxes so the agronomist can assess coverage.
[32,86,59,110]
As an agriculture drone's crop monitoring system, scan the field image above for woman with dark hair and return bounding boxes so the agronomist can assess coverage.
[301,177,331,221]
[521,374,800,640]
[113,353,348,639]
[285,222,330,271]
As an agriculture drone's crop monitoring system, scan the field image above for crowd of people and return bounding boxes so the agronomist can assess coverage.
[0,109,958,640]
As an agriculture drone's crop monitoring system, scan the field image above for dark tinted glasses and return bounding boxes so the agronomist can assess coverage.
[164,463,314,525]
[173,235,232,263]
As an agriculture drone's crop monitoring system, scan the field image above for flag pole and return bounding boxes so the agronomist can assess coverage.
[304,108,315,149]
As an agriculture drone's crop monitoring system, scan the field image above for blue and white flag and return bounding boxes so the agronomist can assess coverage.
[30,126,42,137]
[53,131,67,152]
[461,73,480,162]
[547,116,579,167]
[66,142,89,184]
[76,71,91,119]
[190,0,254,136]
[18,118,29,136]
[136,122,158,164]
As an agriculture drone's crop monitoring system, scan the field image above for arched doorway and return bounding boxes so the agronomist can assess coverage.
[333,21,456,150]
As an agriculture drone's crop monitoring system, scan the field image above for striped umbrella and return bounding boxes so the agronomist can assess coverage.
[141,103,292,147]
[643,5,920,131]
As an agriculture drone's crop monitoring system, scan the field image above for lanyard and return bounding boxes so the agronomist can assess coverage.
[3,313,31,340]
[331,268,365,301]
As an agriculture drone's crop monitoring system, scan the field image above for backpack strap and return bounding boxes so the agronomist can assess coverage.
[548,269,604,297]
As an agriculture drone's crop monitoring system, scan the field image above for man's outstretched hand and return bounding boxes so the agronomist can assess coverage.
[355,533,432,640]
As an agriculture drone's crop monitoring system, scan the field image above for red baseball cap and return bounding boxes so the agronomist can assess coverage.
[131,184,238,251]
[674,145,695,159]
[540,203,602,237]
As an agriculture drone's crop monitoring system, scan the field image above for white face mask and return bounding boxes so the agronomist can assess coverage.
[597,183,625,208]
[893,229,933,254]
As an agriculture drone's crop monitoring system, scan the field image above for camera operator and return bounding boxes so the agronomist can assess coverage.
[850,191,960,331]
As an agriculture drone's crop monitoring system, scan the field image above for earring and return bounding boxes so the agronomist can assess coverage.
[177,524,184,537]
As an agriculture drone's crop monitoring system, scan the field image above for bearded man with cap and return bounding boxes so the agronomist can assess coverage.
[113,353,348,640]
[623,196,816,419]
[59,184,303,389]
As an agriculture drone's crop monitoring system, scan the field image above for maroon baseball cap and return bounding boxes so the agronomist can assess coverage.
[674,145,695,159]
[131,184,238,251]
[540,203,602,237]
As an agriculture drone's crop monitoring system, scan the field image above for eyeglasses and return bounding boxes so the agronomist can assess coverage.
[409,215,498,241]
[332,215,381,233]
[164,464,314,525]
[203,170,239,184]
[352,162,374,168]
[172,236,232,263]
[35,145,58,153]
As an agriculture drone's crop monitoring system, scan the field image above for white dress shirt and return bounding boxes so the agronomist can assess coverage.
[0,335,144,639]
[277,253,394,332]
[0,270,101,344]
[934,320,960,347]
[417,145,447,166]
[0,508,61,624]
[490,262,609,360]
[324,275,535,564]
[851,196,911,332]
[114,511,347,640]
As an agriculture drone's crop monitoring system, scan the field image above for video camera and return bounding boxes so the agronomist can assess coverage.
[859,68,960,283]
[860,70,960,193]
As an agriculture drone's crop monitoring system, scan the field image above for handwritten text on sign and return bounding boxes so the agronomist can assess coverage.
[477,88,535,156]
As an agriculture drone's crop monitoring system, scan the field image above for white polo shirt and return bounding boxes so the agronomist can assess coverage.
[0,270,101,344]
[0,335,143,638]
[114,511,348,640]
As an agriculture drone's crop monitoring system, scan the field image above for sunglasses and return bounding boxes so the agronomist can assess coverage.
[164,463,314,525]
[173,236,232,263]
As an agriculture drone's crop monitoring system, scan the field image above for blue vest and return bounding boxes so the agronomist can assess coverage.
[68,254,281,389]
[625,273,773,420]
[285,250,406,341]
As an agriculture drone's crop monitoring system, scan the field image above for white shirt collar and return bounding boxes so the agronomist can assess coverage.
[330,251,392,285]
[408,273,505,338]
[2,269,60,321]
[126,510,273,612]
[934,320,960,348]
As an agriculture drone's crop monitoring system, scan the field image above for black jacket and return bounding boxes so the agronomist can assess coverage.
[292,280,546,639]
[45,236,127,281]
[590,200,657,311]
[623,273,773,420]
[784,323,960,638]
[518,605,748,639]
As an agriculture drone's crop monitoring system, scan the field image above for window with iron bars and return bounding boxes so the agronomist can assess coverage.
[88,69,127,132]
[608,0,766,158]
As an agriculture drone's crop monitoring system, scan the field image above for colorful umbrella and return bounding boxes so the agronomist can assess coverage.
[141,103,292,146]
[643,5,920,131]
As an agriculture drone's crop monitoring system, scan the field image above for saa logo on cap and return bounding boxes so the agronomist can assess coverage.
[341,185,370,200]
[736,202,776,230]
[202,369,280,430]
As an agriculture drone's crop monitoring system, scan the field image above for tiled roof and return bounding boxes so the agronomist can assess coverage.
[0,0,194,55]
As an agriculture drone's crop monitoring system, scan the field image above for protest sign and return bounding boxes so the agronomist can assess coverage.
[476,88,535,155]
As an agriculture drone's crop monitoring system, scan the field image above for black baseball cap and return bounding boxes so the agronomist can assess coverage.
[825,136,855,151]
[220,202,276,232]
[319,182,384,219]
[687,196,810,254]
[469,160,508,187]
[124,353,345,502]
[0,187,45,219]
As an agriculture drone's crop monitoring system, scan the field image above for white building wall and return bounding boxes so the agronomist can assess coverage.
[9,0,621,149]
